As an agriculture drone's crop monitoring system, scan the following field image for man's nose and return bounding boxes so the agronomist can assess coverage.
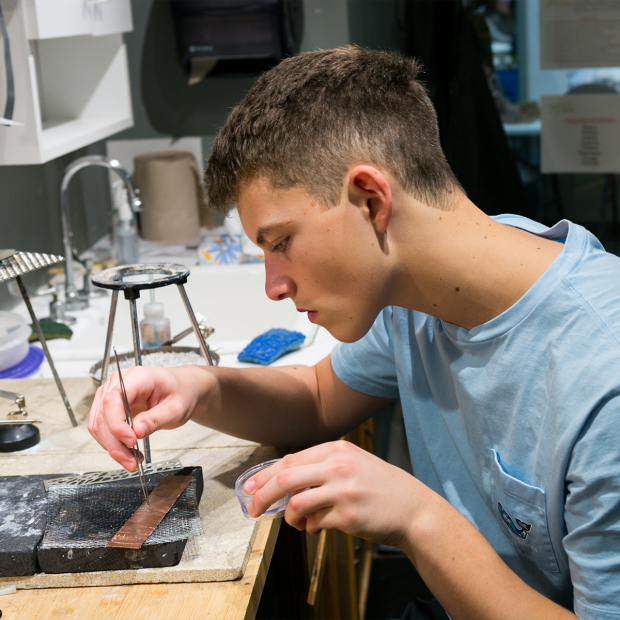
[265,261,296,301]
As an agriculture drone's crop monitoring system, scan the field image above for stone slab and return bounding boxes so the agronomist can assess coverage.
[0,468,203,578]
[0,378,278,589]
[38,467,203,575]
[0,474,56,577]
[0,445,276,589]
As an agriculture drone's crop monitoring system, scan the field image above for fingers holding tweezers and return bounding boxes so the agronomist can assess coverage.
[89,364,150,471]
[89,378,141,470]
[113,349,149,504]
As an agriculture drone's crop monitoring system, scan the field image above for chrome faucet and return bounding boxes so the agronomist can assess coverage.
[60,156,142,311]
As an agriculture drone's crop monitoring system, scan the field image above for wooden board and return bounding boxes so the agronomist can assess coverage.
[1,518,281,620]
[0,378,277,589]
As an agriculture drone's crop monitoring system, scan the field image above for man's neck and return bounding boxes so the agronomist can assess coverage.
[388,194,563,330]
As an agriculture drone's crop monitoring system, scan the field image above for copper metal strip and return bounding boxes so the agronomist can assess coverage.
[107,475,193,549]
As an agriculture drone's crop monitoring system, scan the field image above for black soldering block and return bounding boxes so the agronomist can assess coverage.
[37,538,189,574]
[0,474,54,577]
[37,467,203,574]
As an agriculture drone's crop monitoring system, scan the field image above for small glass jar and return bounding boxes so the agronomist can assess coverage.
[140,301,171,348]
[235,459,293,521]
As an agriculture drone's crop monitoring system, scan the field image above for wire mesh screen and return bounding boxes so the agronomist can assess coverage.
[43,459,184,491]
[41,476,203,551]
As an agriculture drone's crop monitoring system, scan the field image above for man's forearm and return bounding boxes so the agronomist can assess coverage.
[401,488,576,620]
[182,363,334,446]
[178,356,391,448]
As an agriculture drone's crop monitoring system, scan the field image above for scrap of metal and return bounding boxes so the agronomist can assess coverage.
[107,475,193,549]
[0,250,64,283]
[0,389,41,423]
[43,459,183,491]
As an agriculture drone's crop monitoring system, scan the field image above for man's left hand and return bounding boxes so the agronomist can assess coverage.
[244,439,422,546]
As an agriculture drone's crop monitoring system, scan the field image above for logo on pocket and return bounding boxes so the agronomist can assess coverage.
[498,502,532,540]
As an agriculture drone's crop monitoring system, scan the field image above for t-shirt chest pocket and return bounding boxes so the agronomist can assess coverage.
[491,450,559,573]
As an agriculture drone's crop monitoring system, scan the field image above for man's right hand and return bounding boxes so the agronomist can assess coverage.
[88,365,205,471]
[88,356,392,472]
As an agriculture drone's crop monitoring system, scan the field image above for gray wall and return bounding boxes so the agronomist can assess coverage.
[107,0,404,156]
[114,0,355,158]
[0,0,404,310]
[0,142,112,307]
[348,0,407,54]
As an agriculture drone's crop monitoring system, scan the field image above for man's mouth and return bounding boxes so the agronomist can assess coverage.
[296,308,318,323]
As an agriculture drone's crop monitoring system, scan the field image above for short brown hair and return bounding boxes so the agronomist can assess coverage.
[205,45,461,214]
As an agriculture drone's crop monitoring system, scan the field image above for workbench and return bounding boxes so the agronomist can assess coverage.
[0,377,281,620]
[2,519,280,620]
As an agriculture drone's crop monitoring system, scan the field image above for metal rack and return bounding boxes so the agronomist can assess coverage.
[0,250,77,428]
[91,263,214,464]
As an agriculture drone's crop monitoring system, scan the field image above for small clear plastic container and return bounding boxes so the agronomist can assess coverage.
[0,312,31,372]
[235,459,293,521]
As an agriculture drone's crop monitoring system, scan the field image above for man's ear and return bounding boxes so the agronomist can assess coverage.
[347,165,392,234]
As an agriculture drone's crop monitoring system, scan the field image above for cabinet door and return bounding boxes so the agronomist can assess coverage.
[26,0,92,39]
[24,0,133,39]
[91,0,133,36]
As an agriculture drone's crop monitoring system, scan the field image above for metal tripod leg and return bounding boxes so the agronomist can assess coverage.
[99,289,119,386]
[15,275,78,427]
[177,283,214,366]
[128,296,151,464]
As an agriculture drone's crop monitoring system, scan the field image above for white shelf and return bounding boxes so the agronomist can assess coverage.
[41,116,133,162]
[24,0,133,39]
[0,0,133,165]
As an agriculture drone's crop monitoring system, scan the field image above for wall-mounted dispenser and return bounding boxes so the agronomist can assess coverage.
[170,0,303,84]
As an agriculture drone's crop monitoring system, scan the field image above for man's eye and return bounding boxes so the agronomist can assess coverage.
[273,237,289,252]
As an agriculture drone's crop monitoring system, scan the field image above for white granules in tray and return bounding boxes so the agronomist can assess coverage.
[107,351,207,380]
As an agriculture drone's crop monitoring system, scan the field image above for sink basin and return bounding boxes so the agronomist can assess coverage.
[56,263,298,352]
[12,262,338,377]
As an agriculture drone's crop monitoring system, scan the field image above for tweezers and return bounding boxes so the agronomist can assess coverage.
[113,347,150,506]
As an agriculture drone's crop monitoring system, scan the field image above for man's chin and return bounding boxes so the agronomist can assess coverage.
[324,319,375,344]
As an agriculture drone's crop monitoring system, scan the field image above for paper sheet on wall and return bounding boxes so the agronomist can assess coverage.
[540,0,620,69]
[541,94,620,173]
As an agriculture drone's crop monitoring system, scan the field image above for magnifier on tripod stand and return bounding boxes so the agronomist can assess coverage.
[91,263,214,464]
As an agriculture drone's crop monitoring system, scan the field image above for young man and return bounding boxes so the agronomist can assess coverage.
[89,47,620,619]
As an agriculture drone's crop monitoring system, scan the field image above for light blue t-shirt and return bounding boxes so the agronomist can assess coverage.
[331,215,620,619]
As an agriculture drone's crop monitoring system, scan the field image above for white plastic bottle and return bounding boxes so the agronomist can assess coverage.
[114,183,139,265]
[140,292,171,348]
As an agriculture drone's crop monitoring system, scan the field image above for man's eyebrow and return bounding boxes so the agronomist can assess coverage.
[255,221,291,245]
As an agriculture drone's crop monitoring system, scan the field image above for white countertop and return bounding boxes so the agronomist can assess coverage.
[9,258,338,379]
